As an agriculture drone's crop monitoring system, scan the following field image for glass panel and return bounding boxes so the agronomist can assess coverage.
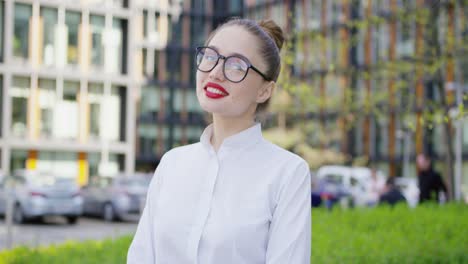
[38,79,56,138]
[36,151,78,179]
[174,89,183,112]
[140,85,159,115]
[0,75,2,136]
[111,18,125,74]
[186,90,201,112]
[138,124,157,156]
[40,7,58,66]
[11,77,30,137]
[65,11,80,65]
[56,81,79,139]
[13,3,32,60]
[190,16,205,47]
[10,150,28,171]
[111,85,125,141]
[88,83,104,140]
[90,15,105,69]
[0,2,4,61]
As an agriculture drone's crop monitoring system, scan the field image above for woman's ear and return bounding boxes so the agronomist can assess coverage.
[256,81,275,103]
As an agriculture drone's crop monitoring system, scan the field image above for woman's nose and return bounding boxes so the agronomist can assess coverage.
[208,60,225,81]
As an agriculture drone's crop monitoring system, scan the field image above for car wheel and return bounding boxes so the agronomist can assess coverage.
[66,216,79,225]
[13,204,25,224]
[103,203,116,222]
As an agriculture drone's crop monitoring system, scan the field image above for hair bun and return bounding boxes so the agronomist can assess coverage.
[258,19,285,52]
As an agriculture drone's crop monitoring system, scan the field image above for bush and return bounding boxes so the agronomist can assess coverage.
[0,236,132,264]
[0,203,466,263]
[312,203,468,263]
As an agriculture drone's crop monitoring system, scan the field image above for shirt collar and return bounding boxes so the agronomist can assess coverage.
[200,123,263,153]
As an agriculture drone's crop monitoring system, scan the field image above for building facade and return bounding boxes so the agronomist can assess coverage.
[0,0,244,184]
[244,0,468,196]
[1,0,467,195]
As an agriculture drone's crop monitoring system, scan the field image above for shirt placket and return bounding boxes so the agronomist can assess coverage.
[187,153,220,263]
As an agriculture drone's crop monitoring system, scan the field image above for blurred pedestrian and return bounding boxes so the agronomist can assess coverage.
[366,167,385,206]
[128,18,311,264]
[379,177,406,206]
[416,153,447,203]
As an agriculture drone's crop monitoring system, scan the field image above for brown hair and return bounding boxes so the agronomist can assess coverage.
[205,18,285,113]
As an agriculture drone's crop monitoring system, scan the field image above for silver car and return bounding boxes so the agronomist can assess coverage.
[81,173,151,222]
[1,170,83,224]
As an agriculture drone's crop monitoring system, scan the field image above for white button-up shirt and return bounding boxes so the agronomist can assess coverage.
[128,124,311,264]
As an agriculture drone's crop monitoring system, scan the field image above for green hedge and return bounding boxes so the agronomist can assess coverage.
[0,203,467,264]
[0,236,132,264]
[312,203,468,263]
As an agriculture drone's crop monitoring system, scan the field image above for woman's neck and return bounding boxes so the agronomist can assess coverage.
[210,115,255,152]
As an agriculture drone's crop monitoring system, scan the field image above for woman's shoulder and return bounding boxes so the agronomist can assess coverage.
[161,142,203,162]
[259,139,309,170]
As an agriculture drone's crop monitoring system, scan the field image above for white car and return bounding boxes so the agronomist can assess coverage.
[394,177,420,207]
[316,165,386,207]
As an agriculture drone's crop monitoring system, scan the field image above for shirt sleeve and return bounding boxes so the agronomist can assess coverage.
[266,161,311,264]
[127,159,165,264]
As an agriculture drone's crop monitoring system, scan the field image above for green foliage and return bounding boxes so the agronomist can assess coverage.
[0,236,133,264]
[1,204,466,263]
[312,203,468,264]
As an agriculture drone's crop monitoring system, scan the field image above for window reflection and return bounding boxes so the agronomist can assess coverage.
[38,79,56,138]
[65,11,81,65]
[11,77,30,138]
[90,15,105,70]
[14,3,32,61]
[40,7,58,66]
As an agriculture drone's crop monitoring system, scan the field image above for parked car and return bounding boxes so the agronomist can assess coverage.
[0,172,6,215]
[81,173,152,222]
[0,170,83,224]
[315,165,386,207]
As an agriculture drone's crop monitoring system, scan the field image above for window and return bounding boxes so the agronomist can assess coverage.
[56,81,79,139]
[90,15,105,69]
[38,79,56,138]
[88,83,104,140]
[308,0,321,30]
[13,3,32,60]
[110,18,126,74]
[325,73,342,111]
[375,116,389,157]
[140,85,159,117]
[0,75,2,136]
[11,77,30,138]
[65,11,81,65]
[190,16,206,47]
[112,85,126,141]
[10,150,27,172]
[0,1,4,61]
[138,124,157,157]
[186,90,201,113]
[40,7,58,66]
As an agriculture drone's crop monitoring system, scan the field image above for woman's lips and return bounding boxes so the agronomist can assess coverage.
[204,82,229,99]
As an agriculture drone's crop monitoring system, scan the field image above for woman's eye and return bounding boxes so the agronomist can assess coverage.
[205,54,218,61]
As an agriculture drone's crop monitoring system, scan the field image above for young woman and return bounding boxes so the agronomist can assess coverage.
[128,18,311,264]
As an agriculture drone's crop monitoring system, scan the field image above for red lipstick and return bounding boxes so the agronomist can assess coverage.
[204,82,229,99]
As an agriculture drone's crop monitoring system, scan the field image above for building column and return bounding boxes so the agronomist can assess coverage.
[77,152,89,186]
[26,150,38,170]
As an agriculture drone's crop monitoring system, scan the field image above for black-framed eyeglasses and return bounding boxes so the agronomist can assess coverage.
[195,46,270,83]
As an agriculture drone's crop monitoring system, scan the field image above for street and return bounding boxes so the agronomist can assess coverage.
[0,216,138,250]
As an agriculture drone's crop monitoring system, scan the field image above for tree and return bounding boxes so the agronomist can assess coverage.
[263,0,468,199]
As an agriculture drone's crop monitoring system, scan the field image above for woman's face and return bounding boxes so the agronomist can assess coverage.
[196,26,273,120]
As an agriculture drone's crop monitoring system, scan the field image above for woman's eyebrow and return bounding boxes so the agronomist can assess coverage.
[208,45,250,62]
